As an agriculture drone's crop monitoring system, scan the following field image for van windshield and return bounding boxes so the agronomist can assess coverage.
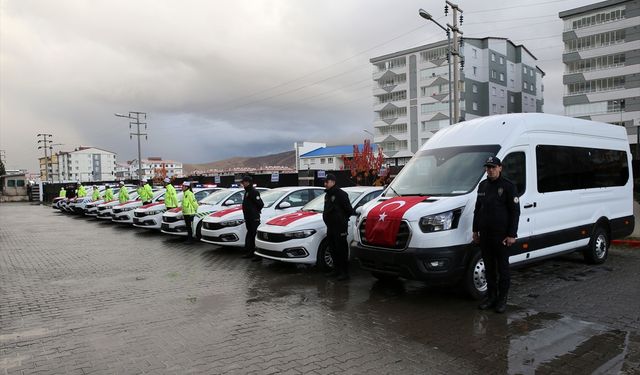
[385,145,501,197]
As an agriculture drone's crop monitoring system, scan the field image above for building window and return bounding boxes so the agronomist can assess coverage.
[500,89,505,98]
[473,49,477,58]
[530,70,534,77]
[328,157,334,164]
[492,86,497,96]
[510,63,514,72]
[499,56,504,64]
[492,104,497,113]
[491,70,496,79]
[523,67,527,74]
[510,95,515,104]
[473,102,478,111]
[523,82,528,90]
[500,105,505,113]
[566,76,626,95]
[491,53,496,62]
[509,79,514,88]
[320,158,325,164]
[473,66,477,76]
[472,84,478,93]
[564,30,625,52]
[499,73,504,82]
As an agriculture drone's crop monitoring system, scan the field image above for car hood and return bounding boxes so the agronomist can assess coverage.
[260,211,323,233]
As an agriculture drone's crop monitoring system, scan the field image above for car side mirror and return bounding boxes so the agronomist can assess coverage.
[278,201,292,209]
[223,199,235,206]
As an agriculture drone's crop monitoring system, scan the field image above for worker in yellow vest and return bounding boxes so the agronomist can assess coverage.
[181,182,199,244]
[140,178,153,205]
[103,185,114,201]
[92,185,101,201]
[77,183,87,198]
[59,187,67,198]
[118,181,129,204]
[163,178,178,209]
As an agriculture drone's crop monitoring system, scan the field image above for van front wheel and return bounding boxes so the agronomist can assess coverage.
[462,250,488,300]
[584,226,609,264]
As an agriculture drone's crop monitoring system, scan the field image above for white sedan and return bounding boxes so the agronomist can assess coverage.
[132,188,219,230]
[111,190,165,224]
[160,188,269,239]
[200,186,324,248]
[254,186,383,269]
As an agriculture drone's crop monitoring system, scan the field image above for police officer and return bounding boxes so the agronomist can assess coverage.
[473,156,520,313]
[181,182,199,244]
[118,181,129,204]
[77,183,87,198]
[103,184,114,201]
[91,185,100,201]
[323,173,354,281]
[240,176,263,261]
[59,186,67,198]
[163,178,178,210]
[140,178,153,205]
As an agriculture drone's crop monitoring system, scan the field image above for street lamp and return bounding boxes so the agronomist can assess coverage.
[419,9,453,125]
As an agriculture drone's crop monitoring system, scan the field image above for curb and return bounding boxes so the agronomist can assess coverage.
[612,239,640,247]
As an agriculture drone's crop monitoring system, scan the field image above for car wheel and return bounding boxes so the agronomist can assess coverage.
[316,240,334,271]
[462,250,487,300]
[584,226,609,265]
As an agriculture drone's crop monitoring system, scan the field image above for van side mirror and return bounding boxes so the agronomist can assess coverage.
[278,201,292,209]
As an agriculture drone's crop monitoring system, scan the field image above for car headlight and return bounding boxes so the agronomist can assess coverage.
[147,209,166,216]
[176,214,184,220]
[220,219,245,227]
[122,207,135,212]
[419,208,463,233]
[283,229,316,239]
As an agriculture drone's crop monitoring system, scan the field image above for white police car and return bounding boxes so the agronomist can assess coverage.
[160,188,269,239]
[132,187,219,230]
[200,186,324,248]
[111,190,165,224]
[254,186,382,269]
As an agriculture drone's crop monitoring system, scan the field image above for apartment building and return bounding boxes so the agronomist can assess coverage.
[57,147,117,182]
[38,154,59,182]
[129,157,183,180]
[559,0,639,153]
[370,37,544,165]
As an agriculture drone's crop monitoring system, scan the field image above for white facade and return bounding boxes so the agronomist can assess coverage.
[294,142,326,171]
[57,147,117,182]
[129,158,183,180]
[370,37,545,166]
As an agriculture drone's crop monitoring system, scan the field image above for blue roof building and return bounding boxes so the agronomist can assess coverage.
[299,144,379,171]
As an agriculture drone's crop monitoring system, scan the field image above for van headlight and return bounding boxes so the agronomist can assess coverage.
[419,208,463,233]
[283,229,316,239]
[220,219,245,227]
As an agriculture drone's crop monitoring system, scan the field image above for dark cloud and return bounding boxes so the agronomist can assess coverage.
[1,0,595,171]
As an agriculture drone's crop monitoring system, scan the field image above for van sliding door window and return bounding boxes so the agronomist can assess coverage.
[501,152,526,196]
[536,145,629,193]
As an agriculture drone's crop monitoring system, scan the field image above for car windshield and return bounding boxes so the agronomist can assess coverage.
[302,191,363,212]
[199,189,235,205]
[385,145,501,197]
[260,190,287,208]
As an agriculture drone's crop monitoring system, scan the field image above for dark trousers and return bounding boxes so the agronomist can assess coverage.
[480,235,511,297]
[245,219,259,256]
[327,225,349,274]
[184,215,194,241]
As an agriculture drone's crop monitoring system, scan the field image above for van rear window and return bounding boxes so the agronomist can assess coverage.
[536,145,629,193]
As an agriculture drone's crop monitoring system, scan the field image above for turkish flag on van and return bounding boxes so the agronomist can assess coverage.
[365,196,426,247]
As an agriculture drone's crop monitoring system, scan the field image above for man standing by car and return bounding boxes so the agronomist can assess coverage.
[323,173,354,281]
[103,184,114,202]
[181,182,199,244]
[473,156,520,313]
[240,175,263,261]
[91,185,100,201]
[118,181,129,204]
[140,178,153,205]
[77,183,87,198]
[59,186,67,198]
[163,178,178,210]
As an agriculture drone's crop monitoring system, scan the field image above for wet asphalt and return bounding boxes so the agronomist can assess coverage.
[1,203,639,374]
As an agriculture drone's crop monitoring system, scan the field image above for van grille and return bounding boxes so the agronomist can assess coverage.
[359,218,410,250]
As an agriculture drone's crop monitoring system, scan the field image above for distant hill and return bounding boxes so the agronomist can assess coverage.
[183,150,295,174]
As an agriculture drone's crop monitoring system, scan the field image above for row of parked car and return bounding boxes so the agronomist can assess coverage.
[53,184,383,270]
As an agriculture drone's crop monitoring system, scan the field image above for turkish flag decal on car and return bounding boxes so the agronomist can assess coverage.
[365,196,426,247]
[210,207,242,218]
[267,211,318,226]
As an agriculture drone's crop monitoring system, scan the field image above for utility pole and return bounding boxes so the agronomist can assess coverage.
[445,1,463,124]
[37,133,53,182]
[50,143,64,182]
[0,150,6,165]
[115,111,147,182]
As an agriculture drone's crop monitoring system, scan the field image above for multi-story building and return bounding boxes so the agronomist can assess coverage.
[38,154,59,182]
[129,157,183,180]
[57,147,117,182]
[370,37,545,165]
[115,162,132,180]
[559,0,639,155]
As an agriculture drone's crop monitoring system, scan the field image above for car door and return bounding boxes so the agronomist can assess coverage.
[500,147,534,264]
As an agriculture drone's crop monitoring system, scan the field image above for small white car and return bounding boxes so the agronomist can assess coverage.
[160,188,269,239]
[111,190,165,224]
[254,186,383,269]
[200,186,324,248]
[132,188,219,230]
[94,186,139,220]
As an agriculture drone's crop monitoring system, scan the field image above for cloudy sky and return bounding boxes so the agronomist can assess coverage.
[1,0,597,171]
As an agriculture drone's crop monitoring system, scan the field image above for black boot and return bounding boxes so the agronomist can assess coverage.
[478,291,497,310]
[494,291,508,314]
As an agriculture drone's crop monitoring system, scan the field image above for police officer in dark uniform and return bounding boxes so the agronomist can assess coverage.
[473,156,520,313]
[322,173,354,281]
[240,175,264,261]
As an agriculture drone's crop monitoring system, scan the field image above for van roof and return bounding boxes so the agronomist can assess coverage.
[423,113,628,151]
